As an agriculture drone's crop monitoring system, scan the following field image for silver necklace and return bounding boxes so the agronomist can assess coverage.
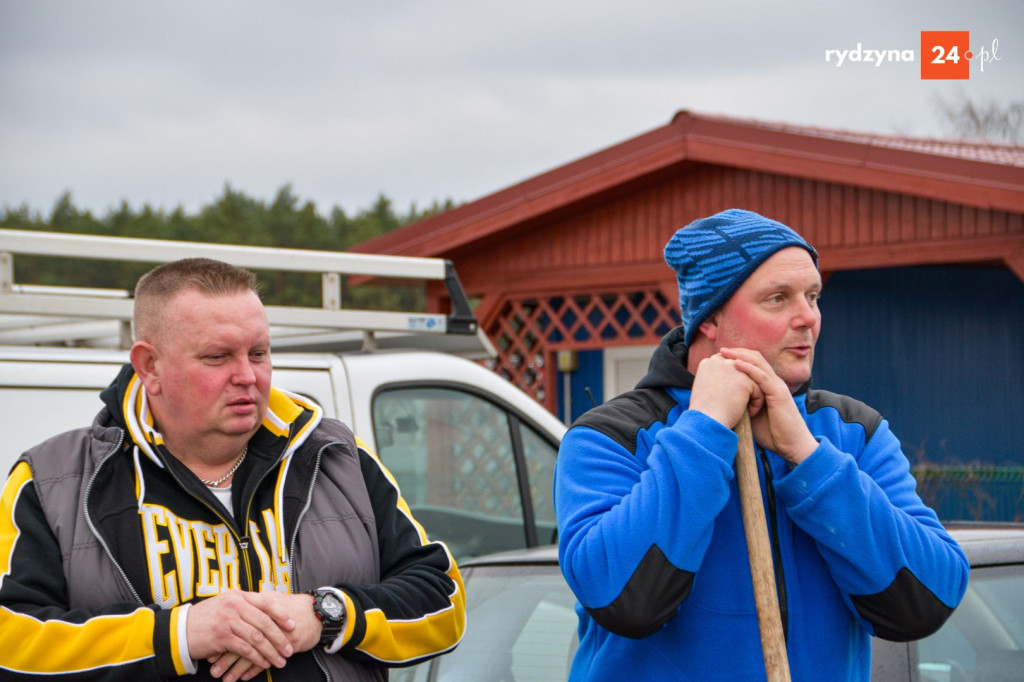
[200,447,248,488]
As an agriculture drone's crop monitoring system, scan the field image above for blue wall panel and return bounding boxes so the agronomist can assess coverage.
[813,266,1024,467]
[556,350,604,424]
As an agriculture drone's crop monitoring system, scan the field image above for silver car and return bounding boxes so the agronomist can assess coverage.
[394,524,1024,681]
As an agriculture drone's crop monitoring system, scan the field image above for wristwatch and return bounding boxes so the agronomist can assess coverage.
[311,588,347,647]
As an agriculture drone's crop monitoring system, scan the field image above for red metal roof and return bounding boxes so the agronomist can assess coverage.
[351,110,1024,260]
[715,114,1024,168]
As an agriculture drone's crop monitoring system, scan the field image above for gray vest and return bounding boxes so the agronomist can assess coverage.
[23,420,138,609]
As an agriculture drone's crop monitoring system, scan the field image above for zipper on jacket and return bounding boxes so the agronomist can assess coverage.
[288,442,333,681]
[237,457,292,590]
[757,445,789,640]
[311,647,331,680]
[161,464,257,591]
[164,452,290,682]
[84,431,145,605]
[164,444,291,594]
[288,442,329,591]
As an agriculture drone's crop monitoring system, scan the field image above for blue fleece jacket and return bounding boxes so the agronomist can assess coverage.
[554,328,968,681]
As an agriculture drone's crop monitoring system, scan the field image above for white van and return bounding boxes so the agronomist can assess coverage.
[0,229,566,560]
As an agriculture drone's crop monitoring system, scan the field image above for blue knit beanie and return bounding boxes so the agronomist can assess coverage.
[664,208,818,347]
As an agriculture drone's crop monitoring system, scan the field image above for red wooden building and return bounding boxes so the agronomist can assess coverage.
[353,110,1024,419]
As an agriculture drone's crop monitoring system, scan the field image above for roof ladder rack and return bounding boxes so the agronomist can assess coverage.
[0,228,495,358]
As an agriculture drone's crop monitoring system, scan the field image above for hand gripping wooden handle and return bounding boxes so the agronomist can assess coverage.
[735,412,792,681]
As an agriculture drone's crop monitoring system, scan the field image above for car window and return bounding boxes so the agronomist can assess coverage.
[372,386,528,560]
[913,564,1024,682]
[392,564,578,682]
[521,422,558,544]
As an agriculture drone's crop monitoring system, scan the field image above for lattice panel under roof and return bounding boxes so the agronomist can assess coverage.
[484,288,681,410]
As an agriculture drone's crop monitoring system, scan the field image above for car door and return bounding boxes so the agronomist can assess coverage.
[871,558,1024,681]
[340,351,564,561]
[370,381,559,560]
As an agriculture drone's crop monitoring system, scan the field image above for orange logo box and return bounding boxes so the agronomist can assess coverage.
[921,31,970,79]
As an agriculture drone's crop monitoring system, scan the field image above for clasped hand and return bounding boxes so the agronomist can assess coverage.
[186,589,323,682]
[689,348,817,465]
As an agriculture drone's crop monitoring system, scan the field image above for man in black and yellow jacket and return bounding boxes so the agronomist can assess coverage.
[0,258,465,681]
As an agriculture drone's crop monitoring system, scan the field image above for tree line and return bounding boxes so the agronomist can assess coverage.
[1,184,455,310]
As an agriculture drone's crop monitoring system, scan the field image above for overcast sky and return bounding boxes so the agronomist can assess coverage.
[2,0,1021,219]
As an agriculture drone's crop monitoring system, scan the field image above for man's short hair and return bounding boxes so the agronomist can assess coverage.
[133,258,260,341]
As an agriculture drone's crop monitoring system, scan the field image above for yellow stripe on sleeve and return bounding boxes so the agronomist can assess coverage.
[168,605,187,676]
[1,462,158,674]
[355,569,467,664]
[1,462,33,578]
[0,606,157,673]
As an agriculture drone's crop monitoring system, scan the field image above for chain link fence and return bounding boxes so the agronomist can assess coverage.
[913,465,1024,522]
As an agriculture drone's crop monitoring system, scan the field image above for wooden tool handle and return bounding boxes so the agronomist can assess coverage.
[734,412,791,681]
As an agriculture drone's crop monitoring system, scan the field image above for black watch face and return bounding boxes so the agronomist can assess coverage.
[321,593,344,620]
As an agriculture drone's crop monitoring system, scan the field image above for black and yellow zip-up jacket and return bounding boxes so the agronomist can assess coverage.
[0,364,465,680]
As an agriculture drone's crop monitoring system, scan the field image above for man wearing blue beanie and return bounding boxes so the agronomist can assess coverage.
[555,208,967,681]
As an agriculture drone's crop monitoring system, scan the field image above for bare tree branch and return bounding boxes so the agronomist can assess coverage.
[933,91,1024,143]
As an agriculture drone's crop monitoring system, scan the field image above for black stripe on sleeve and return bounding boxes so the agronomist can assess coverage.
[805,389,883,442]
[572,388,678,456]
[585,544,695,639]
[852,567,954,641]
